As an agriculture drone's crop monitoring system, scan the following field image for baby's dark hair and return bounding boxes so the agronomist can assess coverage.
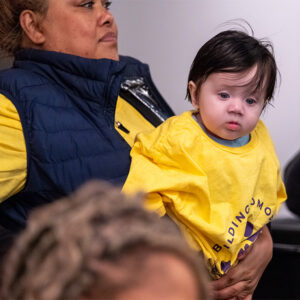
[1,180,210,300]
[186,30,277,105]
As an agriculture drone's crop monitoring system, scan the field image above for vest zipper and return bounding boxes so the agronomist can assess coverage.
[116,121,130,134]
[104,74,116,128]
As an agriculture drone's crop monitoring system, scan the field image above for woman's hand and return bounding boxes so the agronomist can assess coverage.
[210,225,273,300]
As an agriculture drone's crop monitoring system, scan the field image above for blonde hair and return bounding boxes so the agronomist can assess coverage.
[0,0,48,56]
[1,180,210,300]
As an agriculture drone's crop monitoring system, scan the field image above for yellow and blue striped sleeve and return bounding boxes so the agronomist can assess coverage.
[0,94,26,202]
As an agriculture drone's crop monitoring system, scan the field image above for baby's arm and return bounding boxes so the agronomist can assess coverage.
[210,225,272,300]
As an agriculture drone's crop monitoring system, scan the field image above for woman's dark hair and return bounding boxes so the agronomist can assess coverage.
[0,0,48,56]
[186,30,278,105]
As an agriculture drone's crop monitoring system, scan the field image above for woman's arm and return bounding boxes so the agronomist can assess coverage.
[210,225,273,300]
[0,93,26,202]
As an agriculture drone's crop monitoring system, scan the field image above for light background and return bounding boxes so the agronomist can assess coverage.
[1,0,299,217]
[112,0,300,218]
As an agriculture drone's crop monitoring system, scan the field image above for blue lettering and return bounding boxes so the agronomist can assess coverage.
[236,212,245,223]
[265,207,272,216]
[257,199,263,210]
[213,244,222,252]
[228,227,235,236]
[245,205,250,214]
[232,221,238,228]
[227,238,234,244]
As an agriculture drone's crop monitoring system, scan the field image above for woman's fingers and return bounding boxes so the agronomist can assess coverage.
[211,226,273,299]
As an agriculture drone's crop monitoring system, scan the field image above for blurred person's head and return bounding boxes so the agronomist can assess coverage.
[1,180,210,300]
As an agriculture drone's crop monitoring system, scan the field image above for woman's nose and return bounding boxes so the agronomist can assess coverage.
[97,6,114,26]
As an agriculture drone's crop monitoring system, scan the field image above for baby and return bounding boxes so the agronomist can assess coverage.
[123,30,286,278]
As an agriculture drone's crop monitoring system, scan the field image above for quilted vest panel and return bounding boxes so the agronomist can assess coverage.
[0,49,162,231]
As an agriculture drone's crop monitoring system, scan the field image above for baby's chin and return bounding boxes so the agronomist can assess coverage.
[209,131,241,141]
[216,132,244,141]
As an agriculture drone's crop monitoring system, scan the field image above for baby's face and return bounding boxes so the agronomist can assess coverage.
[189,66,265,140]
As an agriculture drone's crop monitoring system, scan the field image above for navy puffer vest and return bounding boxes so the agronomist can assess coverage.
[0,49,169,231]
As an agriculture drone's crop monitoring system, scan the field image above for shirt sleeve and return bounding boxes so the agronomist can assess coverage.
[0,94,27,202]
[122,132,167,216]
[122,119,207,218]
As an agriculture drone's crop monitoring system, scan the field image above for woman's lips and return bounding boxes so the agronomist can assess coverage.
[99,32,117,43]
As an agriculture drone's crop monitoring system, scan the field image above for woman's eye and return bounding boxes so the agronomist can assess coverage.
[246,98,256,105]
[103,1,112,9]
[80,1,94,8]
[219,92,230,99]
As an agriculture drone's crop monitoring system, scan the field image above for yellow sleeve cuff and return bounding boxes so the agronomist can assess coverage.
[0,94,27,202]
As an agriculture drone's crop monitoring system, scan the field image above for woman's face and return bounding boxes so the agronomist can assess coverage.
[37,0,118,60]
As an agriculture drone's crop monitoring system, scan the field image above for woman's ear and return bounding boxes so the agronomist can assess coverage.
[188,81,200,110]
[19,10,45,45]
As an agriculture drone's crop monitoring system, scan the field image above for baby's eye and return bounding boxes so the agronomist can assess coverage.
[103,0,112,9]
[219,92,230,99]
[246,98,256,105]
[80,1,94,8]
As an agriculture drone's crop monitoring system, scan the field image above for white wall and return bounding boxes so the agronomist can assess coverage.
[112,0,300,171]
[112,0,300,218]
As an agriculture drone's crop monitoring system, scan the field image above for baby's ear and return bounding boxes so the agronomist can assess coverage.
[19,10,46,45]
[188,81,200,110]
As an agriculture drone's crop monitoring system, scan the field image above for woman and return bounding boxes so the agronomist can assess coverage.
[0,0,173,232]
[0,0,272,298]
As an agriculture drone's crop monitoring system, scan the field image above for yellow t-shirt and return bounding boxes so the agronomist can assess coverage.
[0,94,27,202]
[123,111,287,278]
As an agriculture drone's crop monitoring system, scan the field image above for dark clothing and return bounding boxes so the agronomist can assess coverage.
[285,151,300,217]
[0,49,174,232]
